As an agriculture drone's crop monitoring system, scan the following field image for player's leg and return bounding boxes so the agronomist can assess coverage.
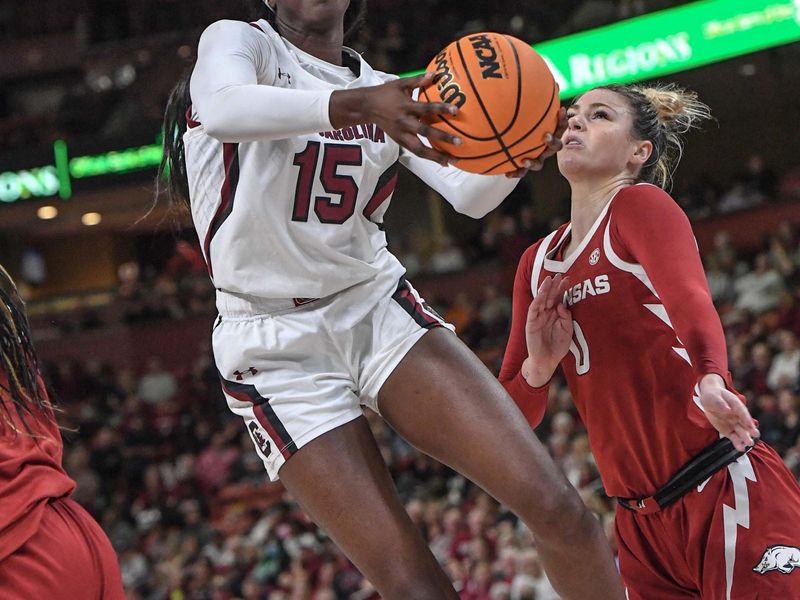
[278,415,460,600]
[614,506,699,599]
[688,443,800,599]
[212,309,459,599]
[376,327,626,600]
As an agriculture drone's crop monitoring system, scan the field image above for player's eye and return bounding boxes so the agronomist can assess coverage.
[566,112,576,120]
[592,110,608,120]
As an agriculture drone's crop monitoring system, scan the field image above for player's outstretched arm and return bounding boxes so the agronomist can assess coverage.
[192,20,336,142]
[611,186,758,448]
[399,151,520,218]
[397,108,566,217]
[193,25,461,162]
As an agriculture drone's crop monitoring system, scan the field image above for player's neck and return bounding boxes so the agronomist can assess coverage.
[277,19,345,66]
[568,177,632,247]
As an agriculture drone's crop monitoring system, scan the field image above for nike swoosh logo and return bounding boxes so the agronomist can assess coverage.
[697,476,712,493]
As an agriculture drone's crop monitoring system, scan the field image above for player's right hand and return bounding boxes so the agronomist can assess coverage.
[330,72,463,167]
[523,274,572,387]
[698,374,760,452]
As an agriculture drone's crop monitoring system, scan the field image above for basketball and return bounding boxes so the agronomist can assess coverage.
[421,32,560,175]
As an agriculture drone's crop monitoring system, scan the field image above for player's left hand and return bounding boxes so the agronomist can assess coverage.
[698,374,760,452]
[505,107,568,178]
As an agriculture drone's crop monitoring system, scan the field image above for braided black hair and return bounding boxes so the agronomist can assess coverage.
[0,266,52,435]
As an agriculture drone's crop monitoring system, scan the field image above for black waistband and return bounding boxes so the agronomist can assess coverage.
[617,437,758,514]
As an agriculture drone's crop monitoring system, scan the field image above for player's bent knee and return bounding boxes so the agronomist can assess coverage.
[527,482,592,540]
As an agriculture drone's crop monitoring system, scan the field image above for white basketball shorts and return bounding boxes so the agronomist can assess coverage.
[212,272,454,481]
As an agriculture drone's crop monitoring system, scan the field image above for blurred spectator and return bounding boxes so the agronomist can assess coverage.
[767,330,800,391]
[754,393,784,448]
[137,356,178,405]
[705,253,734,305]
[709,231,742,276]
[742,154,777,198]
[742,343,773,397]
[479,284,512,341]
[166,240,207,277]
[429,234,467,274]
[717,177,764,214]
[510,549,559,600]
[195,431,240,494]
[734,253,785,315]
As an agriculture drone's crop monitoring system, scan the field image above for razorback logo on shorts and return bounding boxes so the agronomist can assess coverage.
[248,421,272,457]
[753,545,800,575]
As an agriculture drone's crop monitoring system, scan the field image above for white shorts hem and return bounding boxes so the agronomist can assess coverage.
[269,409,364,481]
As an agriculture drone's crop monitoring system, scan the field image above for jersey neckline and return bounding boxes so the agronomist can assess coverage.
[543,187,623,272]
[255,19,363,83]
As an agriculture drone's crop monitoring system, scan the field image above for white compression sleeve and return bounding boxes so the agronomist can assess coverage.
[399,151,520,219]
[190,20,334,142]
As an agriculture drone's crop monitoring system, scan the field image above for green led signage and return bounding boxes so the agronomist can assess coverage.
[535,0,800,97]
[0,167,60,203]
[69,142,163,179]
[2,0,798,204]
[0,137,162,204]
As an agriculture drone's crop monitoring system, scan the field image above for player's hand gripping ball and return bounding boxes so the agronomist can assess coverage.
[421,32,560,175]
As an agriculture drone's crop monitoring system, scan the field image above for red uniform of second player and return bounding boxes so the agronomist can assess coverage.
[501,183,800,598]
[501,80,800,600]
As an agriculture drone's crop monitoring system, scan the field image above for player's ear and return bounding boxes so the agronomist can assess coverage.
[631,139,653,168]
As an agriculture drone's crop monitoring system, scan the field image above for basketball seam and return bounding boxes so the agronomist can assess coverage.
[478,84,560,173]
[455,37,519,170]
[421,86,497,142]
[503,35,524,139]
[431,82,558,162]
[422,36,524,143]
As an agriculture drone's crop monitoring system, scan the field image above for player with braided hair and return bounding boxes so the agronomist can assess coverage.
[157,1,626,598]
[502,83,800,598]
[0,265,125,599]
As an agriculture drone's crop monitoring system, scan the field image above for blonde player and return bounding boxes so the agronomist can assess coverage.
[159,2,625,598]
[501,83,800,598]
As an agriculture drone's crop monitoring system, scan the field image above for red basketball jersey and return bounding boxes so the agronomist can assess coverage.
[501,184,733,498]
[0,373,75,562]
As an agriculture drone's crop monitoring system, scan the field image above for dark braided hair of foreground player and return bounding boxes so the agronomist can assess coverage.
[0,265,52,434]
[157,2,626,598]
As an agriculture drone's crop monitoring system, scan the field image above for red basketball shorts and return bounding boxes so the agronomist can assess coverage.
[0,497,125,599]
[616,443,800,599]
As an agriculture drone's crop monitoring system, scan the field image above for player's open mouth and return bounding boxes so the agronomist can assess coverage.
[563,136,583,148]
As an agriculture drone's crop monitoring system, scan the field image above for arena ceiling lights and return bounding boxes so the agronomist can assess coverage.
[1,0,799,205]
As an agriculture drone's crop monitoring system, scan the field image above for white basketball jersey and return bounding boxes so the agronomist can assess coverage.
[184,20,404,299]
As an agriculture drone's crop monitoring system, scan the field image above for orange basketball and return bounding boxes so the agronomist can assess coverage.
[421,32,560,175]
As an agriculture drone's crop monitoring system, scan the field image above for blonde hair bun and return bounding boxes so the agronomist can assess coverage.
[634,83,712,134]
